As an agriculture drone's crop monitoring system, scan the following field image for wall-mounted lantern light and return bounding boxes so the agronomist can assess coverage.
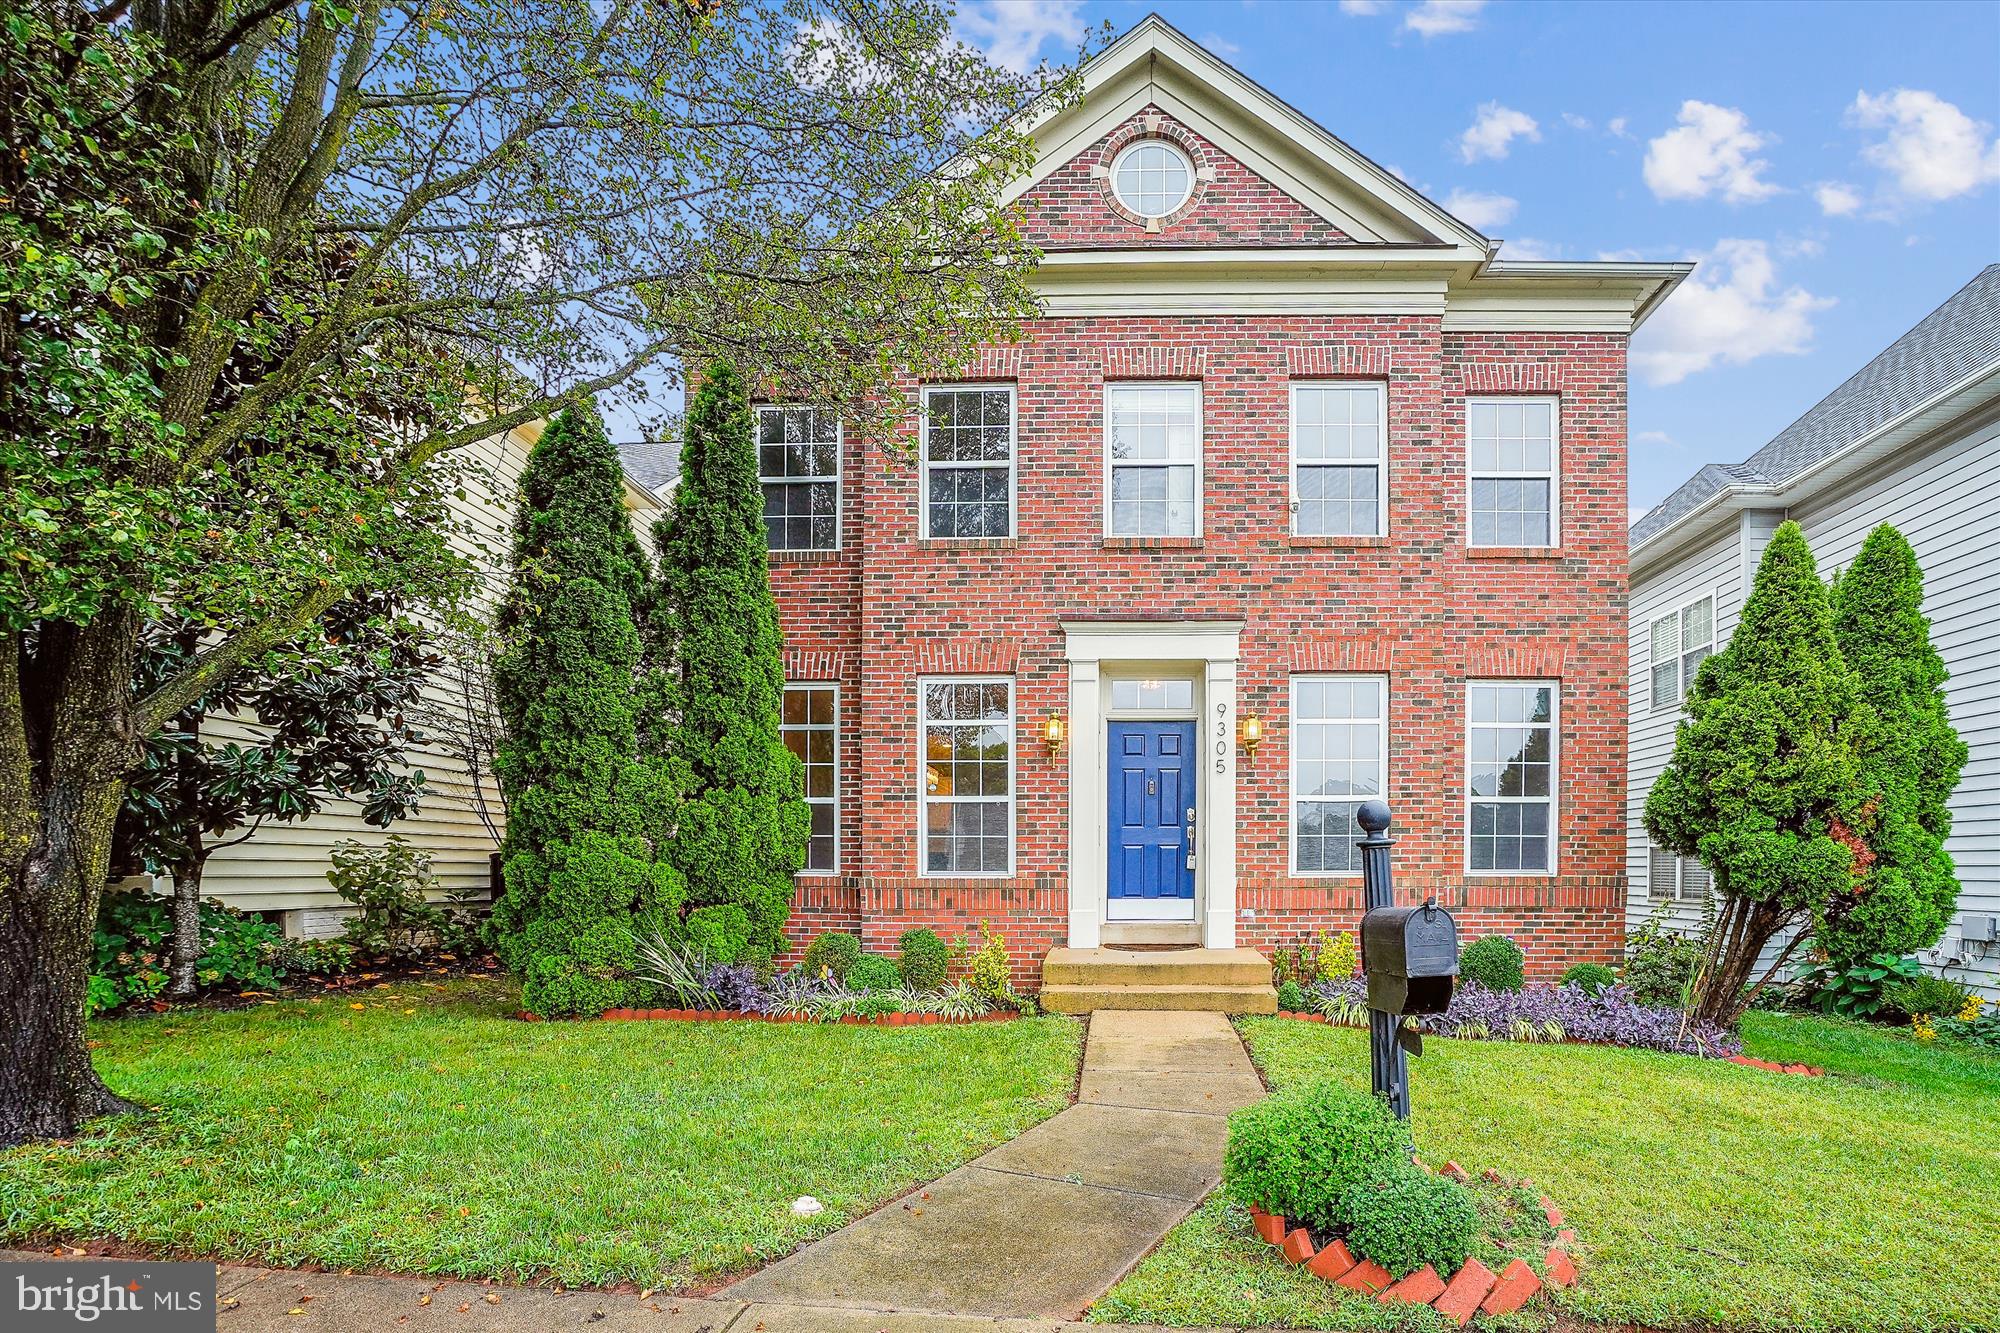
[1240,713,1263,756]
[1044,713,1066,755]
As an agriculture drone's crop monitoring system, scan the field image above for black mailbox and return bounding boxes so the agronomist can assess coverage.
[1360,897,1459,1016]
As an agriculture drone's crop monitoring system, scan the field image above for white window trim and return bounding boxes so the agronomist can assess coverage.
[917,675,1015,879]
[1102,381,1204,539]
[755,404,842,552]
[1649,843,1711,901]
[1289,381,1388,538]
[1465,394,1560,549]
[1465,679,1560,878]
[783,683,840,876]
[1647,591,1716,713]
[919,383,1018,541]
[1288,673,1388,877]
[1109,139,1195,218]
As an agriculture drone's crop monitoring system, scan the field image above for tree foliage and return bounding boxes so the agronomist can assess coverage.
[490,403,679,1018]
[652,361,810,963]
[1645,521,1869,1026]
[0,0,1071,1142]
[1818,524,1967,964]
[112,594,434,993]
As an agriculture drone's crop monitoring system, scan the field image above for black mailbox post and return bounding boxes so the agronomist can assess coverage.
[1354,800,1460,1121]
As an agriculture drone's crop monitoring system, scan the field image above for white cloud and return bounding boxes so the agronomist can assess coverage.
[953,0,1085,74]
[1635,429,1675,448]
[1850,88,2000,204]
[1459,103,1540,163]
[1443,188,1517,231]
[1643,101,1781,204]
[1561,112,1592,131]
[1339,0,1388,13]
[1608,116,1630,139]
[1500,237,1564,261]
[1814,181,1863,216]
[1632,238,1833,386]
[1405,0,1487,36]
[1200,32,1242,59]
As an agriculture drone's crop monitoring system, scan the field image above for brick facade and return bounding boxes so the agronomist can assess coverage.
[767,104,1634,988]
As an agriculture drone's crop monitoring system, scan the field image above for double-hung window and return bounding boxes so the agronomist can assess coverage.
[1291,383,1386,537]
[1467,681,1558,873]
[1105,383,1201,537]
[1648,595,1715,712]
[920,679,1013,875]
[781,685,839,873]
[1648,844,1712,901]
[757,405,840,551]
[923,385,1015,539]
[1291,675,1387,874]
[1467,397,1558,547]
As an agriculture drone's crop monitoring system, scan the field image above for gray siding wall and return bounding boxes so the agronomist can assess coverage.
[1629,409,2000,997]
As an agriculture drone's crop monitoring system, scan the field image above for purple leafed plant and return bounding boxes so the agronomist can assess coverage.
[1308,976,1740,1058]
[704,964,770,1014]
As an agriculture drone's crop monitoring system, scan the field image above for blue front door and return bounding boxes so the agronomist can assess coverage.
[1108,721,1197,905]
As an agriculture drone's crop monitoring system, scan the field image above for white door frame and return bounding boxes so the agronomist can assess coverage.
[1062,620,1241,950]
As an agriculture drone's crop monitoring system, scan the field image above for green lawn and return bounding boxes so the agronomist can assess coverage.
[0,977,1083,1290]
[1093,1014,2000,1333]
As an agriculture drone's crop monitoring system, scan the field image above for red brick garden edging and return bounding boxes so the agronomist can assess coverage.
[512,1007,1018,1025]
[1246,1162,1577,1328]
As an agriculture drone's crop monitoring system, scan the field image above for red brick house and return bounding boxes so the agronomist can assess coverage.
[763,17,1688,1002]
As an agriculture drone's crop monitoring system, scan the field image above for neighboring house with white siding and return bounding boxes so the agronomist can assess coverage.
[1629,264,2000,998]
[180,419,671,936]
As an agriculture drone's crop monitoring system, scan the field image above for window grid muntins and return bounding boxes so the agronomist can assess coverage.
[1467,682,1556,874]
[782,686,838,873]
[1107,383,1200,537]
[920,679,1013,876]
[757,406,840,551]
[1467,398,1557,547]
[1649,594,1715,712]
[1291,675,1385,875]
[1292,383,1385,537]
[1112,141,1193,218]
[923,386,1015,539]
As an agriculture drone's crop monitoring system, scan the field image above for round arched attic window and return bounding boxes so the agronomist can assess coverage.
[1110,140,1194,219]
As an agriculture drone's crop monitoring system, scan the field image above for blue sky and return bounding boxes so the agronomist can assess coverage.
[967,0,2000,516]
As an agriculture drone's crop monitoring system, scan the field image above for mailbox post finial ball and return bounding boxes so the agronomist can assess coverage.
[1357,800,1392,835]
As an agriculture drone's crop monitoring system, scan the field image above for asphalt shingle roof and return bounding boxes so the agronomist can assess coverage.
[617,438,681,495]
[1631,263,2000,549]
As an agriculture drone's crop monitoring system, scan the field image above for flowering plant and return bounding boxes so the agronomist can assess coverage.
[1307,976,1740,1058]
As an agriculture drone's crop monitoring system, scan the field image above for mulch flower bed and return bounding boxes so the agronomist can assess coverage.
[512,1007,1019,1025]
[1246,1161,1579,1327]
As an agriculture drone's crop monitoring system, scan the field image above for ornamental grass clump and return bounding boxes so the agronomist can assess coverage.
[1223,1081,1412,1232]
[1338,1168,1480,1279]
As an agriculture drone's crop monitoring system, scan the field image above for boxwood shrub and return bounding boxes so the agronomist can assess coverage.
[1338,1167,1480,1279]
[1223,1081,1412,1232]
[898,928,950,992]
[846,954,902,992]
[1559,961,1616,996]
[1459,934,1526,992]
[802,931,862,983]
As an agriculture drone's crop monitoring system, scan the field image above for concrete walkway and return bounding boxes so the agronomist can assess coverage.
[722,1010,1263,1322]
[4,1010,1268,1331]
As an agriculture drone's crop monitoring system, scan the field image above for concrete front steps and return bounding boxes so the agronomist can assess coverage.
[1040,947,1278,1014]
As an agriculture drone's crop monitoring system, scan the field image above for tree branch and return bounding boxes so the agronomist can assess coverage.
[133,582,346,738]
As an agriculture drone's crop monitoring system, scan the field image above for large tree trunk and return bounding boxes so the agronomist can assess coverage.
[0,618,145,1147]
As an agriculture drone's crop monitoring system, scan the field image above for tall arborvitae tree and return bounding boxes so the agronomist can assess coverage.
[1645,521,1870,1026]
[491,402,680,1017]
[653,362,810,965]
[1819,524,1967,964]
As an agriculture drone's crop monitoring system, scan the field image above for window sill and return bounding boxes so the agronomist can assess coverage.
[769,548,846,563]
[918,537,1019,551]
[1466,546,1567,560]
[1289,535,1391,549]
[1102,536,1204,550]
